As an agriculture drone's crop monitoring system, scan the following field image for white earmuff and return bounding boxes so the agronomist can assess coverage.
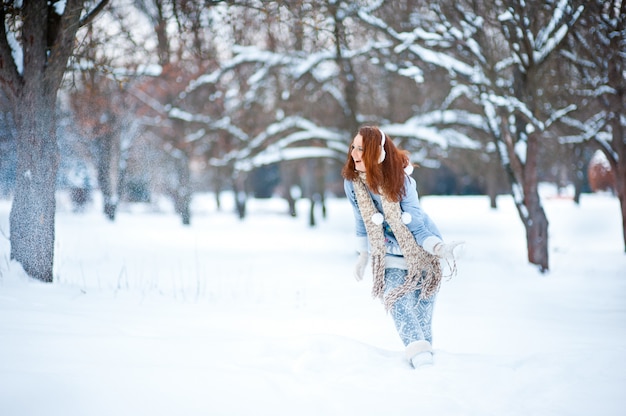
[378,130,386,164]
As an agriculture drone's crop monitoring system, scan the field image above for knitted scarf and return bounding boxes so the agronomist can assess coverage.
[353,172,442,311]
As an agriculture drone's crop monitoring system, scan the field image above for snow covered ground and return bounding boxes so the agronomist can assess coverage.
[1,189,625,416]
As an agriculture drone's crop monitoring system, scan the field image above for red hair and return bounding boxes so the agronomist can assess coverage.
[341,126,412,202]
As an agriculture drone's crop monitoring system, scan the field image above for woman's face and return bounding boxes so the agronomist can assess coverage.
[351,134,365,172]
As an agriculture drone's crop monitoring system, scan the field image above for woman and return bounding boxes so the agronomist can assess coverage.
[342,125,461,369]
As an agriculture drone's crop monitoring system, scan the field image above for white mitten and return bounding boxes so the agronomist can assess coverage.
[433,241,464,263]
[353,252,368,281]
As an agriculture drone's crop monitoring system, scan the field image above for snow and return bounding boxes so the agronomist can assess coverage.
[1,190,625,416]
[53,1,67,16]
[590,149,611,171]
[6,26,23,76]
[218,117,345,171]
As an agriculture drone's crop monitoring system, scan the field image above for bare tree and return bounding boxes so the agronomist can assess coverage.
[125,0,227,225]
[565,0,626,251]
[0,0,109,282]
[69,25,129,220]
[355,0,586,271]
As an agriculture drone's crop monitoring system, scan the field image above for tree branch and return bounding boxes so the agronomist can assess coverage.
[79,0,110,27]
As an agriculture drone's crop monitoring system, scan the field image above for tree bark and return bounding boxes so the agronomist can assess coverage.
[618,170,626,253]
[523,132,549,271]
[9,94,59,282]
[571,144,586,205]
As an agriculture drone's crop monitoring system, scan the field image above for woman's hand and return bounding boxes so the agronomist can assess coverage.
[354,252,368,281]
[433,241,464,262]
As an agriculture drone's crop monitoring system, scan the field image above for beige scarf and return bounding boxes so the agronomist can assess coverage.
[353,172,442,311]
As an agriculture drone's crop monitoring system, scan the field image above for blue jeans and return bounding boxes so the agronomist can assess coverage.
[384,268,436,346]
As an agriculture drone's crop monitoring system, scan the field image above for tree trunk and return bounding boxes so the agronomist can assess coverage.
[309,195,317,227]
[522,132,549,272]
[280,162,298,217]
[524,190,550,272]
[609,123,626,252]
[174,153,191,226]
[486,159,500,209]
[233,172,247,220]
[499,115,550,272]
[331,4,359,135]
[96,132,120,221]
[9,94,59,282]
[212,166,227,211]
[316,159,327,219]
[618,173,626,253]
[572,144,585,205]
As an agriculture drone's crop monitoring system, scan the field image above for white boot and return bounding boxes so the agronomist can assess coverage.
[405,340,433,369]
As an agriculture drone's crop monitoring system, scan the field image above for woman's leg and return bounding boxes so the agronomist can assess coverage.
[384,268,434,346]
[416,293,435,345]
[385,268,437,368]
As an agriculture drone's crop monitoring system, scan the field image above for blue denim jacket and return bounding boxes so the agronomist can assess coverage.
[344,175,443,257]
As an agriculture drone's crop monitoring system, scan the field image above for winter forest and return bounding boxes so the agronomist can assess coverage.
[0,0,623,282]
[0,1,625,414]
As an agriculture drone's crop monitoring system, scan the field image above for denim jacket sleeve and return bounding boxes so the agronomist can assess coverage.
[399,175,443,254]
[344,179,369,253]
